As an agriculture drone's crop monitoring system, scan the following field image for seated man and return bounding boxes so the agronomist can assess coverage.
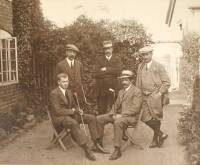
[97,70,143,160]
[49,73,106,161]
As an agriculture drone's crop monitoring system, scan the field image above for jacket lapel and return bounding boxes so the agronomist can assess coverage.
[122,85,134,101]
[66,89,72,105]
[56,87,68,105]
[74,60,79,81]
[136,63,145,87]
[148,60,157,72]
[63,59,75,81]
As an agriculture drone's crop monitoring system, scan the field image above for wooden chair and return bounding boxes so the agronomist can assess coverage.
[46,107,72,151]
[122,108,144,151]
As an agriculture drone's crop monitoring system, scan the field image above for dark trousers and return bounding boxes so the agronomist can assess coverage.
[95,78,119,115]
[145,119,162,136]
[54,114,99,146]
[97,90,114,115]
[97,114,137,147]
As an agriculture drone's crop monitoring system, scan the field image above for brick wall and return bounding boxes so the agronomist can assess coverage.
[0,0,13,34]
[0,83,23,113]
[0,83,24,130]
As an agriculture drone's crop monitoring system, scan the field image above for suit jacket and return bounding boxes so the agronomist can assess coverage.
[49,87,77,124]
[94,55,123,96]
[111,85,142,117]
[136,60,170,94]
[136,60,170,119]
[55,59,84,103]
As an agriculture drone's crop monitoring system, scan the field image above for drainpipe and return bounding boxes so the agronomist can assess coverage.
[197,37,200,76]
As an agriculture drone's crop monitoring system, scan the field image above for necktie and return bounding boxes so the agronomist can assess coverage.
[65,91,70,103]
[71,61,73,68]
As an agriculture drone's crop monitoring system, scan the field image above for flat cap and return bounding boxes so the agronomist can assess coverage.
[66,44,79,52]
[139,46,153,54]
[103,40,112,48]
[118,70,133,78]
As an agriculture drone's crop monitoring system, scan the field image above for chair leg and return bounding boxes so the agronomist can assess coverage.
[48,130,73,151]
[58,139,68,151]
[122,128,144,151]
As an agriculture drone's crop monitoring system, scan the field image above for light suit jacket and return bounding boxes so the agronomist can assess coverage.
[112,85,142,118]
[136,60,170,119]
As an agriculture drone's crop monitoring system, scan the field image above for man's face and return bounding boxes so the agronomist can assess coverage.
[121,77,132,89]
[58,77,69,90]
[142,52,153,63]
[104,47,113,57]
[66,49,77,60]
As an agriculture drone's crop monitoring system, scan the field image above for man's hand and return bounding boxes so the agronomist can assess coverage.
[152,91,162,98]
[100,67,107,71]
[113,114,122,120]
[72,108,79,114]
[79,109,84,115]
[72,108,83,115]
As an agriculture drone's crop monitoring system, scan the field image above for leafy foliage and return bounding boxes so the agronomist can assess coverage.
[12,0,34,89]
[61,15,151,100]
[105,19,152,81]
[179,32,200,103]
[178,33,200,165]
[12,1,151,108]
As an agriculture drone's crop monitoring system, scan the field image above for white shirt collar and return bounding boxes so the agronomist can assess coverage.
[106,55,112,61]
[59,86,66,96]
[125,84,132,91]
[66,58,74,67]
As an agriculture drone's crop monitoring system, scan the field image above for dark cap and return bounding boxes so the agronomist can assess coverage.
[66,44,79,52]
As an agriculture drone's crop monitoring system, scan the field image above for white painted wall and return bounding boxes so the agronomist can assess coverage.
[170,0,200,35]
[153,43,182,91]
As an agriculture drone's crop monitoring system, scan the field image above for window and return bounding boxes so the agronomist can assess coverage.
[0,37,18,85]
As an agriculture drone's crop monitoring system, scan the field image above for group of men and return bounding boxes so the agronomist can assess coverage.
[49,40,171,161]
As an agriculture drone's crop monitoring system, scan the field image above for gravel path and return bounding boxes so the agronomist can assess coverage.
[0,93,188,165]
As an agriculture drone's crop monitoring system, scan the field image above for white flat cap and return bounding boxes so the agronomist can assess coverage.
[118,70,133,78]
[103,40,112,48]
[139,46,153,54]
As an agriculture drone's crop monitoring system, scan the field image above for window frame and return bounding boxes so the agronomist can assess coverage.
[0,37,18,86]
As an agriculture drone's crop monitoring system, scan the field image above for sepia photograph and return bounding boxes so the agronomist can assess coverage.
[0,0,200,164]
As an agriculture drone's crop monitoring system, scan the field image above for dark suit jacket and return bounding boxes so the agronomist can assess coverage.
[112,85,142,117]
[94,55,123,96]
[55,59,84,103]
[49,87,77,124]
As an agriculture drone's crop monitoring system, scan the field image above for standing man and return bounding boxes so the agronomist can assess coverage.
[94,40,123,115]
[97,70,142,160]
[55,44,85,105]
[136,46,171,148]
[49,73,108,161]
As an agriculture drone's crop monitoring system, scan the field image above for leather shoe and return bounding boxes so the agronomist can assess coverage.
[149,134,159,148]
[109,148,122,160]
[83,146,96,161]
[158,133,168,147]
[92,143,110,154]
